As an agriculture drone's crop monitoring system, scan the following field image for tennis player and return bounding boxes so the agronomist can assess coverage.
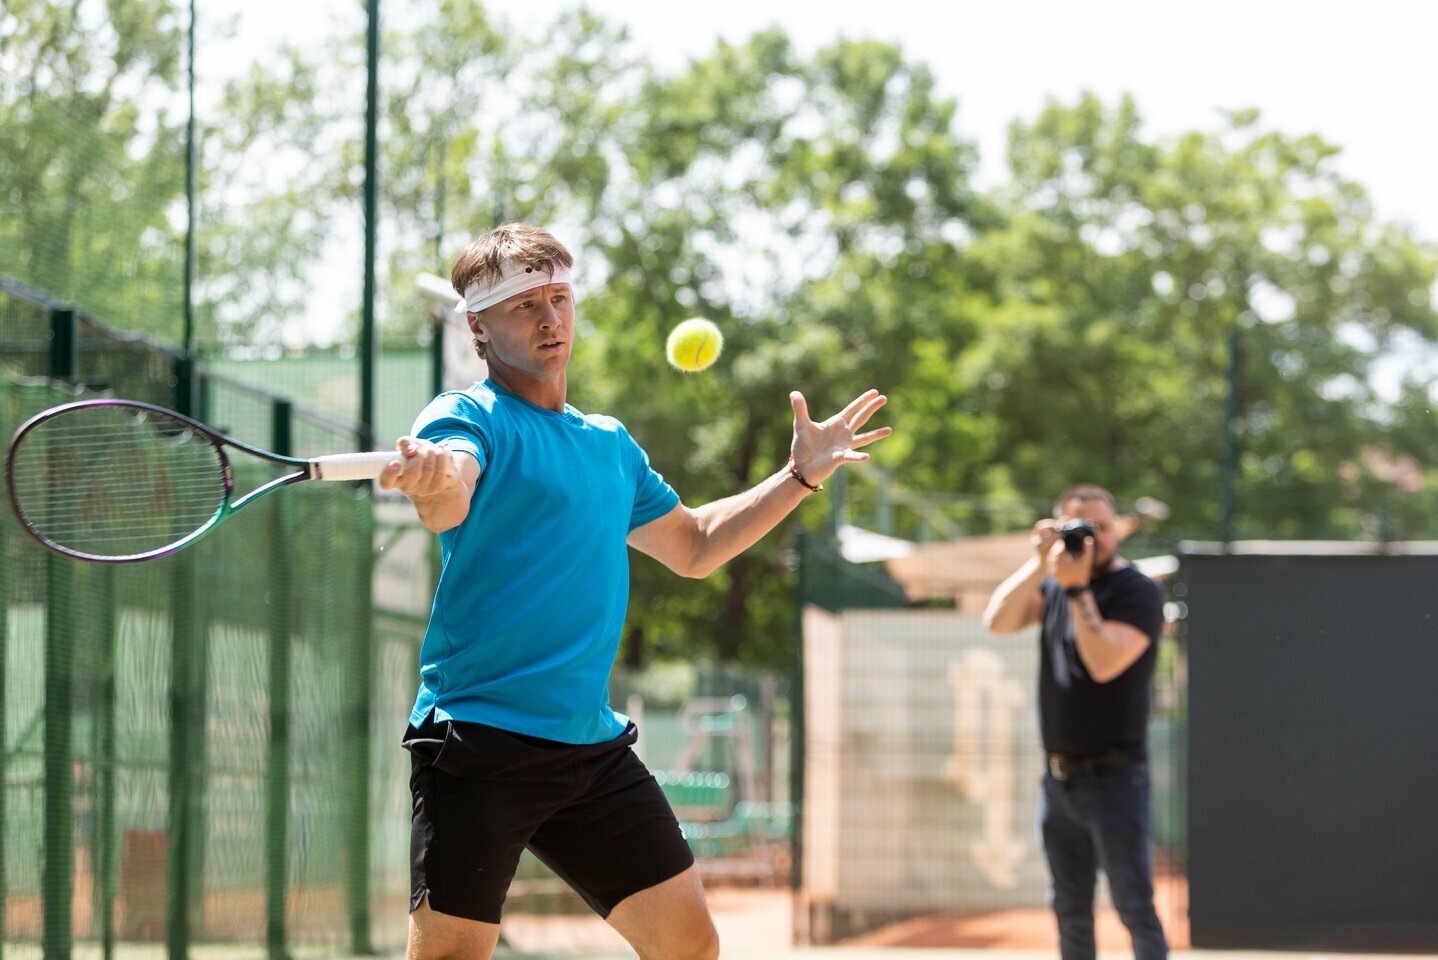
[380,222,890,960]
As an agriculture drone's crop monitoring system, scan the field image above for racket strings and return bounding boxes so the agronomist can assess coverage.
[9,409,230,558]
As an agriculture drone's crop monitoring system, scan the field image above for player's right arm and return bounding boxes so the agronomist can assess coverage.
[982,519,1060,634]
[379,437,480,533]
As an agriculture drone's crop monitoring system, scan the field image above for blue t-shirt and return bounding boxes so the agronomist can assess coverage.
[407,380,680,743]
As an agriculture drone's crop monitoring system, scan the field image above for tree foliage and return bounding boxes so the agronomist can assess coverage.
[961,94,1438,538]
[5,2,1438,667]
[0,0,187,335]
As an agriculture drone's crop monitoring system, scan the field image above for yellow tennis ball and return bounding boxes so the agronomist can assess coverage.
[665,318,723,373]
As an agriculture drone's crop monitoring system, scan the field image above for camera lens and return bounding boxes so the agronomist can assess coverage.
[1059,520,1095,554]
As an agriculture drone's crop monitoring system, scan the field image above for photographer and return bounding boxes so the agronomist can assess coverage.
[983,484,1167,960]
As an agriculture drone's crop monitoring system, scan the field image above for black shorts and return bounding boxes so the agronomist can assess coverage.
[404,715,695,924]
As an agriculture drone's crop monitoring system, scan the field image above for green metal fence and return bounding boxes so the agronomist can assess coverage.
[0,280,409,960]
[1,276,802,957]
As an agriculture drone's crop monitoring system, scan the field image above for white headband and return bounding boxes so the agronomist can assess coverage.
[455,262,574,313]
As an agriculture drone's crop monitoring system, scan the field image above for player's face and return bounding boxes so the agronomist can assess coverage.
[1058,498,1121,572]
[470,283,574,378]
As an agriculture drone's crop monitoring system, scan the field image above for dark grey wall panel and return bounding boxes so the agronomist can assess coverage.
[1183,553,1438,951]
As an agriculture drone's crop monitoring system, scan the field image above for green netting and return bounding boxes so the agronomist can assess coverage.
[0,284,416,959]
[209,353,439,455]
[0,94,187,348]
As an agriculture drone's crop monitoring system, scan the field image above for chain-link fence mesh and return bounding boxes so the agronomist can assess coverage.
[0,281,407,960]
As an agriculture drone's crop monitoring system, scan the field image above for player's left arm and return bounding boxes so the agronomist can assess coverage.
[627,389,891,578]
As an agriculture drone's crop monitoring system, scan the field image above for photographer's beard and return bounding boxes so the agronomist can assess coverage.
[1092,549,1118,576]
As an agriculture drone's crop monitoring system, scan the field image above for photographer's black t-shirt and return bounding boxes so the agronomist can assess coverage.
[1038,565,1165,757]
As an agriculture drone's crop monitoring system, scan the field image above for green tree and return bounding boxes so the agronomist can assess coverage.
[16,0,1438,669]
[365,14,989,666]
[944,94,1438,540]
[0,0,187,337]
[375,4,626,349]
[567,33,987,666]
[194,42,349,349]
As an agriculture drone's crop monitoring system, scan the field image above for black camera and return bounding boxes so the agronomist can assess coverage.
[1057,519,1096,554]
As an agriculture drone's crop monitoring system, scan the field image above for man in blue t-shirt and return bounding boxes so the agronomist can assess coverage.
[983,484,1167,960]
[378,223,891,960]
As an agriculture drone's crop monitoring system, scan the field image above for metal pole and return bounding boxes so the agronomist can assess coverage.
[0,465,7,960]
[166,571,195,960]
[429,143,446,591]
[182,0,197,358]
[360,0,379,451]
[346,3,381,949]
[50,308,76,381]
[1221,327,1241,546]
[789,531,807,943]
[96,568,118,960]
[42,556,75,960]
[429,312,444,596]
[42,305,78,960]
[346,489,375,955]
[167,362,202,960]
[266,401,294,960]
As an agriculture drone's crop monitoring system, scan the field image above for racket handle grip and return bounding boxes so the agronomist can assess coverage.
[309,451,397,481]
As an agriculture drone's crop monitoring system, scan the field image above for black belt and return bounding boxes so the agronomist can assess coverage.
[1046,750,1142,781]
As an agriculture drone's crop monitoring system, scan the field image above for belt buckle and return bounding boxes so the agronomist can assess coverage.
[1048,755,1069,781]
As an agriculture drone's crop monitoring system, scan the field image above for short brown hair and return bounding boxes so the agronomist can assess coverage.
[1053,483,1116,518]
[450,223,574,359]
[450,223,573,306]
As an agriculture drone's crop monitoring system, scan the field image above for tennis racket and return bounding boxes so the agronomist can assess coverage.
[5,398,397,563]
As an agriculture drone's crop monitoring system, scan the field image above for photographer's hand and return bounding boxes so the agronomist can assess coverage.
[1052,536,1149,682]
[1048,536,1094,590]
[984,518,1059,634]
[1032,519,1061,561]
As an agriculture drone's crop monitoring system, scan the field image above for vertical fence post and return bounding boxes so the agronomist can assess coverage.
[167,567,195,960]
[789,531,807,944]
[42,304,79,960]
[182,0,198,361]
[360,0,379,454]
[346,481,375,954]
[49,307,76,381]
[351,0,380,941]
[0,457,7,960]
[429,312,444,616]
[875,470,894,537]
[42,560,75,960]
[96,568,118,960]
[266,402,294,960]
[1221,327,1241,546]
[168,358,204,960]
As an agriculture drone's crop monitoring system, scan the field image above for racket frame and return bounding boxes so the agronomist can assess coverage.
[5,398,373,563]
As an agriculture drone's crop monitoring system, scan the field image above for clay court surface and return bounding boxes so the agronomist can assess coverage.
[498,875,1190,955]
[9,875,1187,954]
[15,879,1437,960]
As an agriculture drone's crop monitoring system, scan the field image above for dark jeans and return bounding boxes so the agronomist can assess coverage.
[1040,760,1168,960]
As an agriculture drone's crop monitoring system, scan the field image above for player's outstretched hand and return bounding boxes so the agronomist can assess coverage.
[379,437,462,499]
[789,389,892,487]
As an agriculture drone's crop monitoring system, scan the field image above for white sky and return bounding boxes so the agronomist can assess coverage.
[567,0,1438,400]
[540,0,1438,240]
[229,0,1438,241]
